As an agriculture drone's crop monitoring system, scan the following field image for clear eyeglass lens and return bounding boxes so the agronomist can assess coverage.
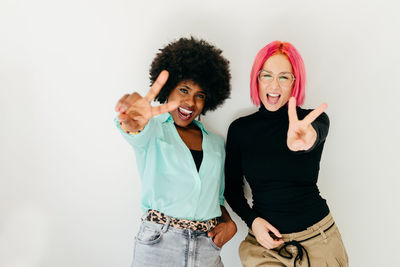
[258,71,294,88]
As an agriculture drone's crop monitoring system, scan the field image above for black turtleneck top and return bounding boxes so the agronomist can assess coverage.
[224,105,330,233]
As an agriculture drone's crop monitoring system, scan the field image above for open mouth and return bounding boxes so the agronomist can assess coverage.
[177,106,194,121]
[266,93,281,105]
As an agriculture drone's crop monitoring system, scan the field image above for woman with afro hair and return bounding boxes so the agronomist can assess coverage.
[115,37,236,267]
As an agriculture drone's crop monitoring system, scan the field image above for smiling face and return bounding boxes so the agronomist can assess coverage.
[168,80,206,127]
[258,54,294,112]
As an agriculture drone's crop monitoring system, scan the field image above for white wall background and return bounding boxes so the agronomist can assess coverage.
[1,0,399,266]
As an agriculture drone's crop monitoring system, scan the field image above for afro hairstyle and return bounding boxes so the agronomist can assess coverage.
[150,37,231,114]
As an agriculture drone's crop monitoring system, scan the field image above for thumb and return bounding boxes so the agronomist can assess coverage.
[267,224,282,238]
[208,231,215,238]
[150,100,179,118]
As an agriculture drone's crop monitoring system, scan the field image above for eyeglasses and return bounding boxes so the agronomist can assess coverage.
[257,70,295,89]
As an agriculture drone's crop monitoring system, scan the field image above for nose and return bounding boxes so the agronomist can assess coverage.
[183,94,195,107]
[270,76,280,89]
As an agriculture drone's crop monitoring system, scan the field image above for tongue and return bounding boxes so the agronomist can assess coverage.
[181,111,190,117]
[267,95,279,105]
[178,109,191,120]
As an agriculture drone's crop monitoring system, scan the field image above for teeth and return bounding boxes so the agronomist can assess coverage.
[268,93,280,97]
[179,107,193,115]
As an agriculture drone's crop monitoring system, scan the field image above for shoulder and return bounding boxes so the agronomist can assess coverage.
[206,131,225,153]
[228,112,259,133]
[207,131,225,146]
[148,113,173,131]
[153,113,170,124]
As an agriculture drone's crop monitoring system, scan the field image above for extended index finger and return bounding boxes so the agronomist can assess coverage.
[145,70,169,102]
[288,97,298,123]
[302,102,328,125]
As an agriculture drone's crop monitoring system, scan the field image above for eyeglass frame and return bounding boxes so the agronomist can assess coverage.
[257,70,296,88]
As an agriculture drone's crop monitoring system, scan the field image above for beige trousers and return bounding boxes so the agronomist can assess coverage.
[239,213,348,267]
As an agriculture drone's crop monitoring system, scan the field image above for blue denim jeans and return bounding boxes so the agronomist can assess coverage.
[131,219,224,267]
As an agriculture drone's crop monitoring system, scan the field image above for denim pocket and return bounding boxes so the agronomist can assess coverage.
[207,236,221,251]
[135,223,163,245]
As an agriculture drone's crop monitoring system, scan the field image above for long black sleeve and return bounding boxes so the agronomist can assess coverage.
[309,111,330,151]
[224,120,259,229]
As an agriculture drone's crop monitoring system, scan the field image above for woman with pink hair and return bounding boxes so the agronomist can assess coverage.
[224,41,348,266]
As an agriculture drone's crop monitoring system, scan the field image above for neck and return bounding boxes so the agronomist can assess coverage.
[258,104,289,119]
[174,122,197,131]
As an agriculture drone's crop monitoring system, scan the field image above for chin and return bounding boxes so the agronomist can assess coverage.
[266,105,279,112]
[171,113,195,127]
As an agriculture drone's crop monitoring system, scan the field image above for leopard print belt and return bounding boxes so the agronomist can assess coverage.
[145,209,219,232]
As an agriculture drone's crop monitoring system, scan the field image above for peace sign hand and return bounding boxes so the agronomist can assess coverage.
[287,97,328,151]
[115,70,179,133]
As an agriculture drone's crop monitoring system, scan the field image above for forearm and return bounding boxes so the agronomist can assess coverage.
[308,112,330,151]
[224,179,259,228]
[115,116,155,148]
[219,205,234,223]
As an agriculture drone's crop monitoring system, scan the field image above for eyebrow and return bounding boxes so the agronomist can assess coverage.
[181,85,192,90]
[260,70,293,74]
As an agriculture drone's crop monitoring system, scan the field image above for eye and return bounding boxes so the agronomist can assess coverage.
[196,94,206,100]
[179,88,188,94]
[262,74,273,79]
[279,75,289,81]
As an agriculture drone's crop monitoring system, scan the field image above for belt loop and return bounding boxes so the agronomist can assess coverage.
[161,217,171,233]
[319,227,328,244]
[206,221,211,231]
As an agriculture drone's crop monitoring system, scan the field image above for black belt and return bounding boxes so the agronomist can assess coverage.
[249,222,335,267]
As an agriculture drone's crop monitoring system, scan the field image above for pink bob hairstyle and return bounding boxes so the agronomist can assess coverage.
[250,41,306,106]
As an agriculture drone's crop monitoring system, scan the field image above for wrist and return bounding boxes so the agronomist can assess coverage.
[229,220,237,231]
[251,217,262,230]
[119,121,143,135]
[225,219,236,227]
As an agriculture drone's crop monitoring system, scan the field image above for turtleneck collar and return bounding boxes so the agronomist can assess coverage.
[258,104,289,120]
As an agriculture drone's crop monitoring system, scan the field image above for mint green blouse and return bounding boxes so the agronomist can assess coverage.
[116,113,225,221]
